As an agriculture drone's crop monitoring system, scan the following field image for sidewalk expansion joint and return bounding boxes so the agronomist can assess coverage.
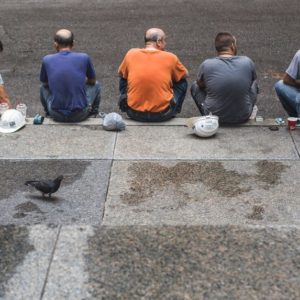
[39,225,62,300]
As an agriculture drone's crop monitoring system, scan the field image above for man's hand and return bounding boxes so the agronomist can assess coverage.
[86,77,96,85]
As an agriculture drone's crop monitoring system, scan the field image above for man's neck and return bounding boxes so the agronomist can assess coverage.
[57,47,72,52]
[218,51,234,57]
[144,42,158,51]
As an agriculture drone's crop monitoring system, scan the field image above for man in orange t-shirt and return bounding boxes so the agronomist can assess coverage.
[118,28,188,122]
[0,40,12,108]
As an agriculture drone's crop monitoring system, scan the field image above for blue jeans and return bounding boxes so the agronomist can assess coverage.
[118,78,188,122]
[274,80,300,117]
[40,82,101,122]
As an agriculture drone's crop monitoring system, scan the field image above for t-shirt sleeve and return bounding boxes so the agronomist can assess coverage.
[0,74,4,85]
[39,60,48,83]
[172,57,188,82]
[248,58,257,81]
[197,62,205,82]
[286,50,300,79]
[86,56,96,79]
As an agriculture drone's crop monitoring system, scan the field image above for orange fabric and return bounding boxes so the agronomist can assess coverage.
[118,48,188,112]
[0,85,11,107]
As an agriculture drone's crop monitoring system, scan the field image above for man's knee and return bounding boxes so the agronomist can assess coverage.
[274,80,284,94]
[94,81,101,94]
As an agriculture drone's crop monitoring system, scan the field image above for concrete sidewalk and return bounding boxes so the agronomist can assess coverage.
[0,118,300,299]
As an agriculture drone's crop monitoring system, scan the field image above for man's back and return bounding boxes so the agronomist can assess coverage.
[40,51,95,114]
[199,56,256,123]
[118,48,187,112]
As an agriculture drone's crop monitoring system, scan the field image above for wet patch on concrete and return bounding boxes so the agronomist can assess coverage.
[121,161,251,205]
[254,160,288,189]
[13,201,45,219]
[0,226,34,297]
[84,125,102,131]
[121,161,289,206]
[104,160,296,225]
[0,160,90,201]
[246,205,265,220]
[0,160,111,225]
[85,226,300,299]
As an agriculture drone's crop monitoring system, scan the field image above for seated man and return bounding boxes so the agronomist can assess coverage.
[0,40,12,108]
[274,49,300,118]
[191,32,258,124]
[118,28,188,122]
[40,29,101,122]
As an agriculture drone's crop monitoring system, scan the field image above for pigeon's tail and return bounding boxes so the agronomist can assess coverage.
[25,181,39,187]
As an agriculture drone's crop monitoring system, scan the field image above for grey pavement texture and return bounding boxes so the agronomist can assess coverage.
[1,225,300,300]
[1,0,300,118]
[0,160,111,225]
[1,0,300,297]
[0,119,300,299]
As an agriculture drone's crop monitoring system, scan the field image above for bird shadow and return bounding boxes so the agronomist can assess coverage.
[25,194,63,203]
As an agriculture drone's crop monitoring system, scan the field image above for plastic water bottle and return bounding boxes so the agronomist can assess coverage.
[249,105,258,120]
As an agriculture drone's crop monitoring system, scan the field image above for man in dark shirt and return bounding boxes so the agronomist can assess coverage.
[40,29,101,122]
[191,32,258,124]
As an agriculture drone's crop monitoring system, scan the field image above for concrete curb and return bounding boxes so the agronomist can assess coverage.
[25,117,284,127]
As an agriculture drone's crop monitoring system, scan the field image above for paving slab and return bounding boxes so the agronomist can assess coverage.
[0,125,116,159]
[42,225,300,300]
[0,225,59,300]
[290,129,300,156]
[114,126,298,160]
[104,160,300,226]
[43,226,93,300]
[0,160,111,225]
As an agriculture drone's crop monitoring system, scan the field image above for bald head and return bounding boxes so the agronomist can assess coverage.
[54,29,74,48]
[144,28,165,43]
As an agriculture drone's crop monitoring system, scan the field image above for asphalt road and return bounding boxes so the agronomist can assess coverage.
[0,0,299,118]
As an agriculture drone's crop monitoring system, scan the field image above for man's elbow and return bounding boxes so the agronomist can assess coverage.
[283,73,295,86]
[197,80,206,89]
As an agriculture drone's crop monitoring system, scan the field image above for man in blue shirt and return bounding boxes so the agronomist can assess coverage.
[40,29,101,122]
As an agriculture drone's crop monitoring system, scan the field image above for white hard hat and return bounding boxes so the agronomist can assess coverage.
[0,109,26,133]
[191,115,219,137]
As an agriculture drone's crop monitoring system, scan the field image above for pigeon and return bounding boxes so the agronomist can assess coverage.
[25,175,63,198]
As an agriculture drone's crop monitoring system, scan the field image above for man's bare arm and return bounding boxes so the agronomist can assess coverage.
[283,73,300,88]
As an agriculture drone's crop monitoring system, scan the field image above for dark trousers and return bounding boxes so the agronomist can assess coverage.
[40,82,101,122]
[118,78,188,122]
[190,80,258,117]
